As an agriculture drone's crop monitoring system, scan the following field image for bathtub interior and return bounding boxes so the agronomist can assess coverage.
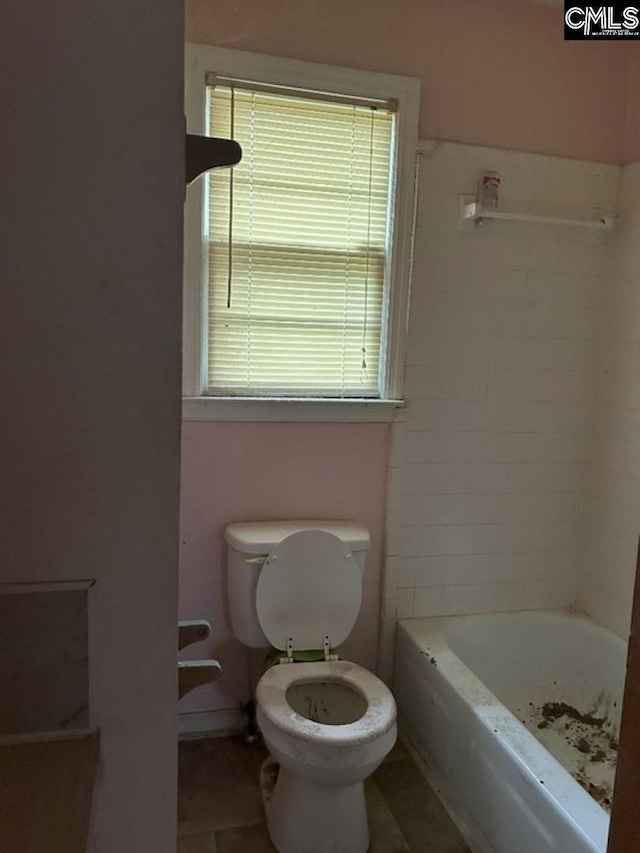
[394,611,626,853]
[444,610,627,809]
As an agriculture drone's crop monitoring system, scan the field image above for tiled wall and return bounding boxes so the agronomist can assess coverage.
[580,163,640,637]
[380,141,620,678]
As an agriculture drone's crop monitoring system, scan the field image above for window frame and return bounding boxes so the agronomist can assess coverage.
[183,43,419,422]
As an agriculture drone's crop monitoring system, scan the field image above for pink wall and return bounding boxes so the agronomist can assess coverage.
[1,2,183,851]
[186,0,634,165]
[179,422,390,713]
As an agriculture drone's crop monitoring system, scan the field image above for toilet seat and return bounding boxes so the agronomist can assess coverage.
[256,659,396,747]
[257,530,362,652]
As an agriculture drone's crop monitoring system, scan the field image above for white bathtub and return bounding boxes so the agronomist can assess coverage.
[394,610,627,853]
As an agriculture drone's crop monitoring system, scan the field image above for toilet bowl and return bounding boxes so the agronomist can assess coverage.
[257,660,396,853]
[225,521,398,853]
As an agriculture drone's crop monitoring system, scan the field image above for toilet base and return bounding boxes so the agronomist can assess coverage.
[260,758,369,853]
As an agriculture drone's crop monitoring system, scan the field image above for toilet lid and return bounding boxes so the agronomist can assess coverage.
[256,530,362,652]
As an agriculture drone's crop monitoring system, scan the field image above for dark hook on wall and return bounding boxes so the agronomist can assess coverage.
[185,134,242,185]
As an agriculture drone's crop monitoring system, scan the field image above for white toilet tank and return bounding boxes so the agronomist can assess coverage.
[225,520,370,649]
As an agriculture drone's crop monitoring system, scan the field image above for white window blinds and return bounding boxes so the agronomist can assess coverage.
[206,82,394,397]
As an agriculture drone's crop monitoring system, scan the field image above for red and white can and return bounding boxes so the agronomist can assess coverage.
[478,170,501,210]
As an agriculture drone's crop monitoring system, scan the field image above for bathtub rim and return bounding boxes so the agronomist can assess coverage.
[395,608,615,852]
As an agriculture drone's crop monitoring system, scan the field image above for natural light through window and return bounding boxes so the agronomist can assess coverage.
[206,84,394,398]
[183,46,419,420]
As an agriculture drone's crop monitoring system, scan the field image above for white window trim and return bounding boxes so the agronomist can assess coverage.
[183,43,419,423]
[182,397,403,423]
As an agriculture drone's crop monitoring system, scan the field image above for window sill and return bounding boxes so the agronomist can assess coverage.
[182,396,403,423]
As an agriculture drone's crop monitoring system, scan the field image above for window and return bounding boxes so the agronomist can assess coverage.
[184,45,419,421]
[208,86,392,398]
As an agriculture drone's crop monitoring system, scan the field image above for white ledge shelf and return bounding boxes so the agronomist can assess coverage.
[459,197,614,231]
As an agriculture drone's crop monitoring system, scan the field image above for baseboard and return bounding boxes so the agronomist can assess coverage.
[178,708,245,741]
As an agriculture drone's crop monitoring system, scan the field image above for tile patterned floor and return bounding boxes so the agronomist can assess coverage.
[178,735,471,852]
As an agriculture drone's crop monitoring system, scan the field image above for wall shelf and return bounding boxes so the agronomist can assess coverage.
[185,134,242,185]
[459,196,614,231]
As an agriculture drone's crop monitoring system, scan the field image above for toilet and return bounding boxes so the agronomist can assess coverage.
[225,520,397,853]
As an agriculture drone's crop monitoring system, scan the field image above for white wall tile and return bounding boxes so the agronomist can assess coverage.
[525,271,602,308]
[518,492,585,523]
[447,462,584,495]
[487,369,596,404]
[413,586,447,618]
[396,588,415,619]
[402,463,451,495]
[407,399,487,432]
[508,401,592,433]
[404,431,452,464]
[525,573,577,610]
[504,163,535,203]
[447,432,514,464]
[489,336,595,371]
[401,493,452,525]
[407,331,493,368]
[447,493,521,525]
[413,558,450,587]
[521,305,599,341]
[577,160,640,638]
[401,525,449,557]
[385,519,401,557]
[449,366,490,400]
[388,421,406,468]
[382,555,399,597]
[396,558,415,589]
[383,141,623,659]
[376,617,398,684]
[492,303,524,335]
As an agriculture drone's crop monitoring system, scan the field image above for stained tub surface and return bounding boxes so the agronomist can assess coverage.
[394,610,627,853]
